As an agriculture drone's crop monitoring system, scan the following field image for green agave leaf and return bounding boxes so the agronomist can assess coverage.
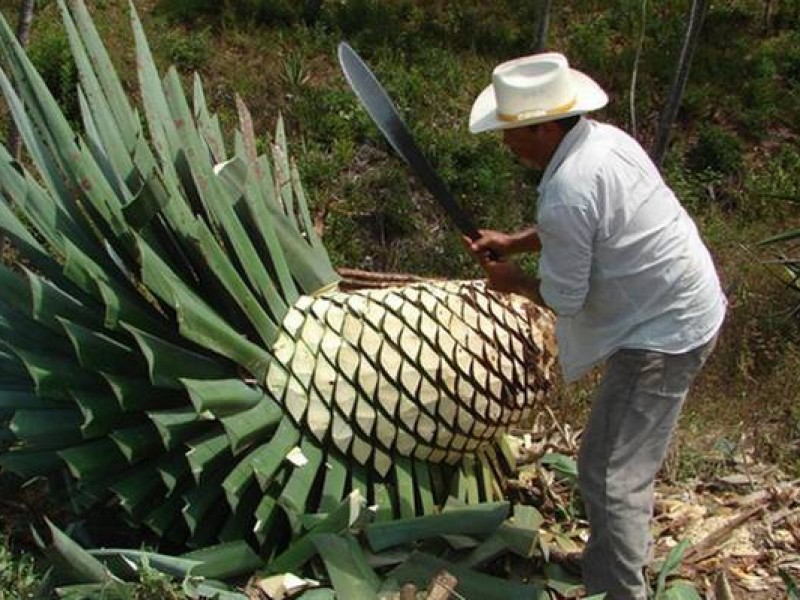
[234,95,258,167]
[390,551,548,600]
[759,228,800,246]
[32,517,120,585]
[365,501,510,552]
[278,436,324,530]
[290,161,327,255]
[148,407,210,450]
[62,3,137,193]
[0,140,83,257]
[655,539,691,599]
[458,532,508,569]
[186,429,233,482]
[161,68,288,318]
[311,534,381,599]
[51,582,134,599]
[195,74,227,163]
[780,569,799,600]
[90,548,200,580]
[12,347,104,401]
[129,1,172,171]
[412,459,436,515]
[543,563,583,596]
[124,323,232,389]
[111,423,164,464]
[9,408,84,447]
[0,447,63,477]
[319,452,348,513]
[0,66,87,248]
[71,389,140,438]
[264,490,369,576]
[181,378,263,416]
[26,267,105,332]
[136,239,273,380]
[66,0,139,149]
[191,215,280,346]
[394,456,416,519]
[182,577,249,600]
[59,438,128,481]
[59,318,144,376]
[662,582,702,600]
[272,116,297,229]
[182,481,228,542]
[252,417,301,490]
[540,452,578,481]
[262,179,338,295]
[103,373,180,412]
[0,304,72,357]
[0,194,59,278]
[109,464,166,519]
[218,397,283,455]
[0,389,60,414]
[181,540,264,580]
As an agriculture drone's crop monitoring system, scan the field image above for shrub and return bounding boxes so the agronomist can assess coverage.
[687,124,744,175]
[27,24,79,125]
[0,542,38,599]
[162,27,211,71]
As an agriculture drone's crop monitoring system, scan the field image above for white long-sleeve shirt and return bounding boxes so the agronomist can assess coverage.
[536,118,726,382]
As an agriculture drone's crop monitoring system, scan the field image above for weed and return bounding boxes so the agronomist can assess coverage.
[0,541,38,600]
[687,124,744,175]
[163,27,212,71]
[27,17,79,124]
[281,49,310,91]
[133,559,184,600]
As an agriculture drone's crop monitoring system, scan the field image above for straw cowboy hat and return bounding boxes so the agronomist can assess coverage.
[469,52,608,134]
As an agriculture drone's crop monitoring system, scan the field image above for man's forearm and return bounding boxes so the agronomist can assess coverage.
[514,273,546,307]
[510,227,542,254]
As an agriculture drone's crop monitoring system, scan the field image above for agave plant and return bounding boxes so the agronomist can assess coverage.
[0,0,555,566]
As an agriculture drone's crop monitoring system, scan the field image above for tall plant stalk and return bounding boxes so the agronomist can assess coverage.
[651,0,709,168]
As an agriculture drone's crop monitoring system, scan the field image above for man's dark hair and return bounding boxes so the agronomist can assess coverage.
[555,114,581,133]
[525,114,581,135]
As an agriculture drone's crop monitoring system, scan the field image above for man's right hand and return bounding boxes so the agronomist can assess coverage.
[468,229,515,257]
[467,227,541,257]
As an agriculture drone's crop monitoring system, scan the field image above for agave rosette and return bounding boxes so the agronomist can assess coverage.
[0,0,556,564]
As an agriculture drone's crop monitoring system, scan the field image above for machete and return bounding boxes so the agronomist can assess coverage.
[338,41,488,247]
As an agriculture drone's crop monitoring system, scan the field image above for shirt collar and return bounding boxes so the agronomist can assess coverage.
[538,116,591,192]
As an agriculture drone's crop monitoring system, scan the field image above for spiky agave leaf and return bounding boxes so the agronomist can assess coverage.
[0,0,556,562]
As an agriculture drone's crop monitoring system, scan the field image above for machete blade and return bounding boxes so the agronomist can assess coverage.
[338,41,482,242]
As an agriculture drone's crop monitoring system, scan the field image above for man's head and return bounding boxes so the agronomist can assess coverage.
[469,52,607,143]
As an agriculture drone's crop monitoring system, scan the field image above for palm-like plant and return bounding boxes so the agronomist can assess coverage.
[0,0,555,563]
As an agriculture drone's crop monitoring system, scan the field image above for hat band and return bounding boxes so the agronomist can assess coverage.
[497,97,577,123]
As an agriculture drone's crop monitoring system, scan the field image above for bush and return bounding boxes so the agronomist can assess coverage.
[162,27,212,71]
[157,0,312,26]
[0,542,38,599]
[27,24,79,124]
[687,124,744,175]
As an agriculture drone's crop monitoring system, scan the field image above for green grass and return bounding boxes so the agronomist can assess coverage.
[0,539,38,599]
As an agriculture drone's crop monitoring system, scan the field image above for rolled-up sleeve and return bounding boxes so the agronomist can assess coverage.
[537,201,596,316]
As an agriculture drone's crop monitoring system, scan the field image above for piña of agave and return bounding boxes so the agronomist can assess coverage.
[0,0,556,560]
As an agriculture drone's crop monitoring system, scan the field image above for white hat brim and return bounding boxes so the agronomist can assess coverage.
[469,69,608,134]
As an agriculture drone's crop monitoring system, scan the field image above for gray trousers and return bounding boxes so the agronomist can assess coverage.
[577,336,718,599]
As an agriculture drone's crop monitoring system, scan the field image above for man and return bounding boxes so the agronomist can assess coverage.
[466,52,726,599]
